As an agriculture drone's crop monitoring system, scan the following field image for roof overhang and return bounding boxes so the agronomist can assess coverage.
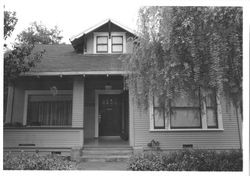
[69,18,136,42]
[22,71,129,76]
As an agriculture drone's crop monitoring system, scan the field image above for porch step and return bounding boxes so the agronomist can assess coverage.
[81,147,133,162]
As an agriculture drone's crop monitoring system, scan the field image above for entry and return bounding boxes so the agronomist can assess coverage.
[98,94,121,136]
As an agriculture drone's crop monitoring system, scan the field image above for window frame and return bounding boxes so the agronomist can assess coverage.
[93,32,126,54]
[149,91,223,131]
[23,90,73,127]
[111,36,123,53]
[152,96,166,129]
[170,91,202,129]
[96,36,108,53]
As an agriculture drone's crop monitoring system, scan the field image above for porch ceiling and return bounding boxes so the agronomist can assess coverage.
[25,44,128,76]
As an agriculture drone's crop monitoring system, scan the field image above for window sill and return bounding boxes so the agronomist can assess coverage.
[149,128,224,132]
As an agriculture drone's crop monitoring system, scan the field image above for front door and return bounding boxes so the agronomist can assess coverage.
[99,94,121,136]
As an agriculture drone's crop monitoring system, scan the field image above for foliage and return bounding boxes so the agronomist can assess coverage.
[3,152,76,170]
[128,149,242,171]
[128,151,165,171]
[147,139,161,151]
[4,11,18,40]
[123,7,242,115]
[17,21,63,45]
[4,44,45,84]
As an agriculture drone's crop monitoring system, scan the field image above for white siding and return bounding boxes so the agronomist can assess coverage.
[72,77,84,128]
[4,129,83,148]
[130,96,241,150]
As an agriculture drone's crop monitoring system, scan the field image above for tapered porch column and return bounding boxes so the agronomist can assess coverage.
[72,76,84,145]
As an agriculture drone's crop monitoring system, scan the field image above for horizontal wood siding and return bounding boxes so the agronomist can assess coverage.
[84,106,95,138]
[131,97,241,150]
[72,77,84,128]
[4,129,83,148]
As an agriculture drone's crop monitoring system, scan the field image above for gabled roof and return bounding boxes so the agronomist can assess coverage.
[69,18,136,42]
[24,44,127,76]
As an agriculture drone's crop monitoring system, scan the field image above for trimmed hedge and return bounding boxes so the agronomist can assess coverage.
[128,149,242,171]
[4,152,76,170]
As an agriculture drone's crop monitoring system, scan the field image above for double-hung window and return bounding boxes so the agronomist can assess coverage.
[150,90,222,131]
[111,36,123,53]
[96,36,108,53]
[170,93,201,129]
[94,32,126,54]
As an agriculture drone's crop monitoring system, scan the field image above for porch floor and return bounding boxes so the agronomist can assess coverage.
[84,136,129,147]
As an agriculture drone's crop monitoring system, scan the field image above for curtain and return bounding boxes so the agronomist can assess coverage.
[27,96,72,126]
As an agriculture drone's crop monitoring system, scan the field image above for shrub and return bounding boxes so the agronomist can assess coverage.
[128,151,165,171]
[128,149,242,171]
[3,152,76,170]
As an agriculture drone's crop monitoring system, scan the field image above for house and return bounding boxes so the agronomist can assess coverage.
[4,19,242,156]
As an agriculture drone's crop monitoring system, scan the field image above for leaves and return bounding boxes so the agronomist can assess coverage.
[4,11,18,40]
[123,7,242,113]
[4,44,45,84]
[17,21,63,45]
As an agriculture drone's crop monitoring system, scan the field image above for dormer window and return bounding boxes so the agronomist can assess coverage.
[111,36,123,53]
[93,32,126,54]
[96,36,108,53]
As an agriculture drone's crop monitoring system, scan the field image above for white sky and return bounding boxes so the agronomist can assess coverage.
[3,0,141,44]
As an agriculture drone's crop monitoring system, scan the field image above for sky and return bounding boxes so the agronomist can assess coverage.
[3,0,141,45]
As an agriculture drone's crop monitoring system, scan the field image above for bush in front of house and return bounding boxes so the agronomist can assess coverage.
[128,149,242,171]
[4,152,76,170]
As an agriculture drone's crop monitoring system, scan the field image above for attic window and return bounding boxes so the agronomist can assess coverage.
[96,36,108,53]
[111,36,123,53]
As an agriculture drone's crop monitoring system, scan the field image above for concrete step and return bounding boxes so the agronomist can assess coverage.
[81,147,132,162]
[82,150,132,155]
[81,155,130,162]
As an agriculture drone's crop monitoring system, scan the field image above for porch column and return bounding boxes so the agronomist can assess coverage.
[72,76,84,145]
[5,84,14,123]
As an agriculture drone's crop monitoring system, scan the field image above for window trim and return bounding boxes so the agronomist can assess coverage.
[149,92,223,131]
[23,90,73,126]
[96,36,108,53]
[93,32,126,54]
[111,36,123,53]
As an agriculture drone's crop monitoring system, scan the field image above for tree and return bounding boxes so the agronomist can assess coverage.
[123,6,242,146]
[17,21,63,44]
[125,6,242,110]
[4,10,18,40]
[4,11,45,121]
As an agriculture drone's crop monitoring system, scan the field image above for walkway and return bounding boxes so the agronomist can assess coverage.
[76,161,129,170]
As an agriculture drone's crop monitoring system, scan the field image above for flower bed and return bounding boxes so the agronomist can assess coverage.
[128,149,242,171]
[4,152,76,170]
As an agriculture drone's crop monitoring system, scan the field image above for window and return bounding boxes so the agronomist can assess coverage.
[170,93,201,129]
[111,36,123,53]
[153,96,165,129]
[25,91,72,126]
[96,36,108,53]
[205,90,218,128]
[150,90,222,131]
[94,32,126,54]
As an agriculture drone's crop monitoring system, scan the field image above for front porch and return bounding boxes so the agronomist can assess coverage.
[4,74,131,154]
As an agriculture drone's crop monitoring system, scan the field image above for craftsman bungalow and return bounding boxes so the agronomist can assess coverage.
[4,19,242,155]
